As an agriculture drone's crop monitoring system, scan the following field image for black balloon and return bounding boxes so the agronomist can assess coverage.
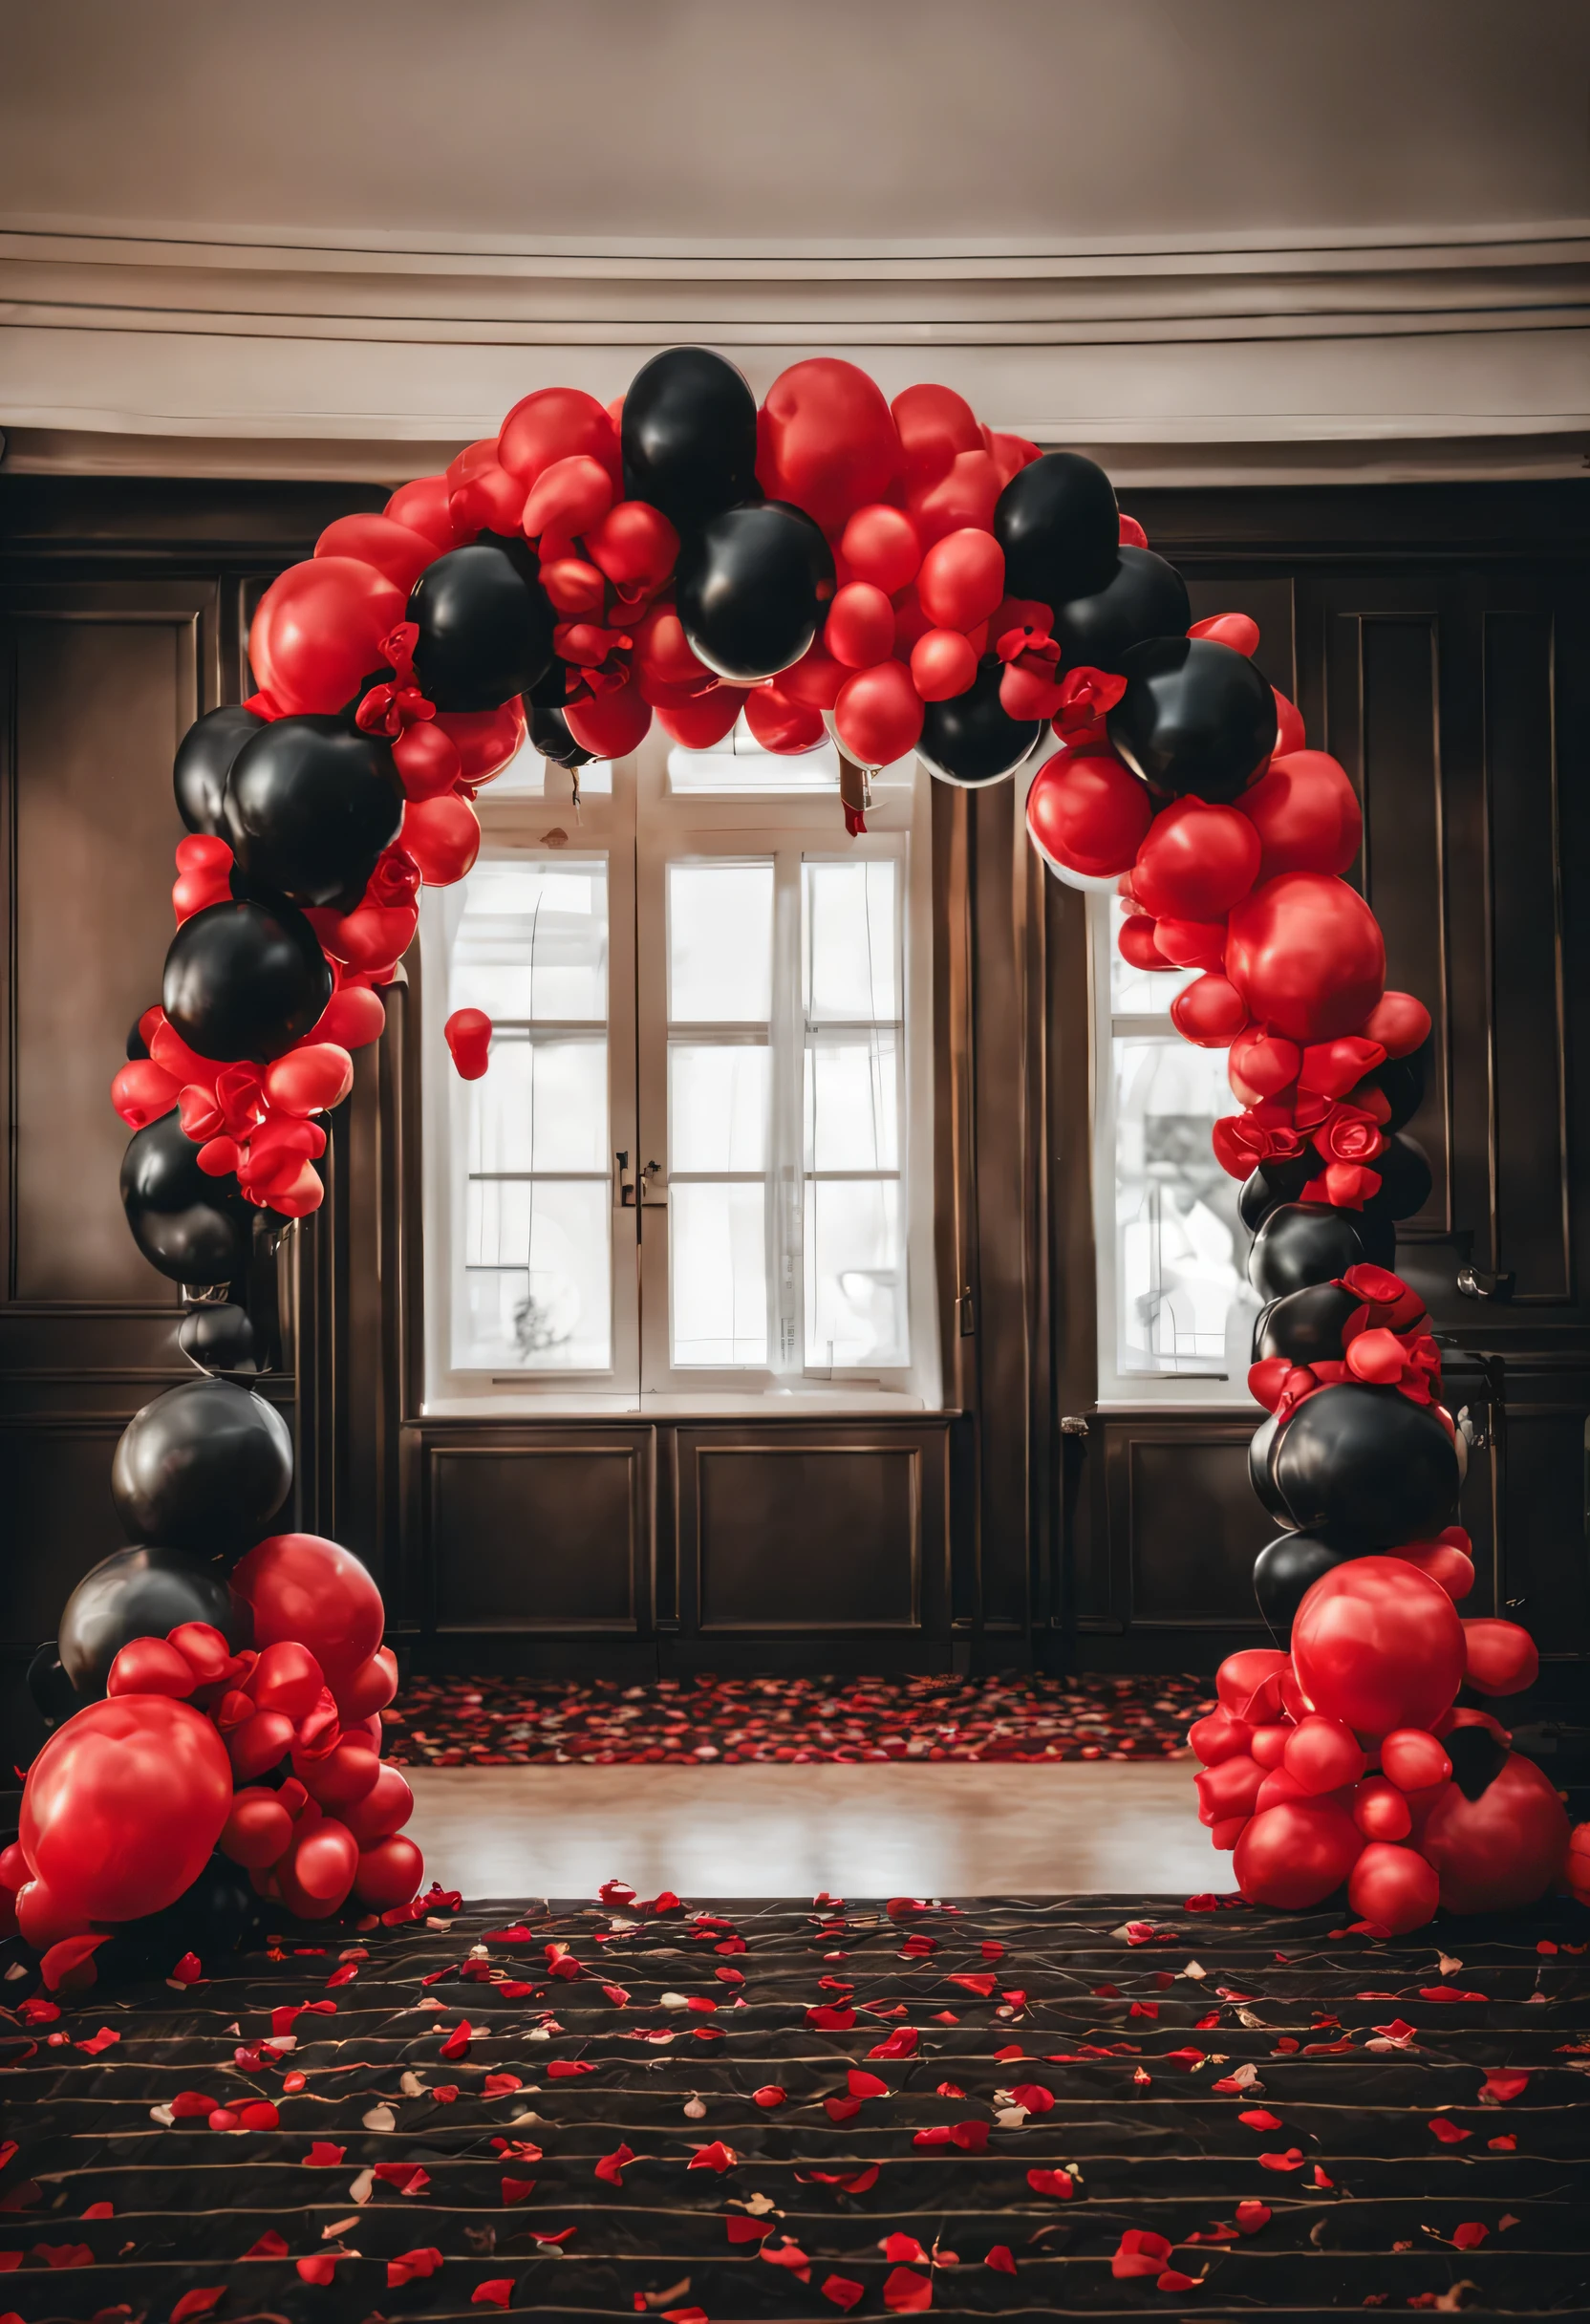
[57,1542,249,1696]
[1052,547,1191,675]
[1248,1202,1365,1302]
[676,500,834,682]
[1237,1152,1318,1235]
[1446,1724,1510,1800]
[162,894,333,1065]
[408,540,554,712]
[121,1109,252,1287]
[622,346,760,532]
[223,717,401,909]
[26,1641,81,1732]
[1362,1041,1429,1135]
[1365,1131,1432,1222]
[1254,1280,1364,1367]
[1253,1528,1360,1637]
[529,704,596,767]
[175,705,267,837]
[1107,635,1278,803]
[524,658,572,711]
[179,1302,260,1374]
[993,451,1119,609]
[1246,1410,1294,1530]
[916,655,1042,786]
[100,1853,258,1978]
[111,1378,292,1556]
[1270,1381,1461,1545]
[127,1017,151,1062]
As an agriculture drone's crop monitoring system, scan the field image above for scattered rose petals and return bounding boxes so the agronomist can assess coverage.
[1112,2228,1173,2278]
[1480,2070,1529,2103]
[1259,2148,1306,2171]
[985,2242,1016,2272]
[823,2276,866,2313]
[473,2283,513,2309]
[1027,2168,1073,2200]
[1239,2108,1283,2131]
[882,2263,934,2311]
[1429,2118,1472,2144]
[171,2292,226,2321]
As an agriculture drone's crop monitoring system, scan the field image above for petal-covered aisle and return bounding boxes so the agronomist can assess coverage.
[1,1885,1586,2317]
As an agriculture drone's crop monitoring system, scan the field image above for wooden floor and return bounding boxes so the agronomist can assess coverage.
[404,1757,1215,1899]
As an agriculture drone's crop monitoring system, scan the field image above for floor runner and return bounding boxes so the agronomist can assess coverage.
[1,1885,1586,2317]
[384,1669,1212,1767]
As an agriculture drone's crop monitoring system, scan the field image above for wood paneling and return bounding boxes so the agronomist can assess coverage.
[0,1417,126,1646]
[688,1440,922,1633]
[426,1436,649,1634]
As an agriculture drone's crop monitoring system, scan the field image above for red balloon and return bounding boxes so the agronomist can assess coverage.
[916,528,1005,633]
[522,454,612,547]
[840,504,921,594]
[444,1007,492,1081]
[1282,1715,1365,1796]
[1461,1618,1539,1696]
[1194,1754,1263,1827]
[1153,918,1227,972]
[1027,751,1153,878]
[1216,1648,1289,1721]
[911,630,978,703]
[22,1695,232,1922]
[309,982,386,1053]
[232,1533,384,1684]
[825,583,897,671]
[1254,1764,1314,1815]
[1419,1753,1569,1913]
[1170,974,1249,1048]
[220,1786,295,1869]
[17,1878,90,1949]
[333,1646,398,1722]
[1567,1822,1590,1909]
[1234,1799,1363,1908]
[264,1043,355,1118]
[293,1735,382,1810]
[779,640,847,711]
[246,1639,325,1722]
[758,358,902,533]
[890,383,982,491]
[564,680,653,760]
[743,685,826,755]
[632,601,711,694]
[315,513,438,594]
[111,1059,181,1131]
[1225,872,1386,1044]
[1388,1538,1474,1602]
[1118,915,1173,972]
[342,1763,415,1850]
[498,387,621,490]
[1292,1558,1464,1739]
[106,1637,195,1698]
[1189,1707,1255,1765]
[585,501,679,604]
[907,447,1002,547]
[1352,1776,1413,1841]
[354,1833,424,1910]
[834,660,924,767]
[276,1818,359,1919]
[1361,990,1432,1060]
[386,726,460,808]
[436,700,526,785]
[1134,800,1262,920]
[1188,611,1260,656]
[249,559,406,719]
[1228,1027,1301,1101]
[226,1708,297,1784]
[1250,1722,1292,1769]
[1347,1840,1439,1932]
[655,688,748,749]
[1239,751,1362,881]
[401,793,482,886]
[1380,1728,1452,1792]
[384,475,461,551]
[1273,688,1306,756]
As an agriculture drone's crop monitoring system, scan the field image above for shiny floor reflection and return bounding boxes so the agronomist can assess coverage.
[404,1758,1213,1900]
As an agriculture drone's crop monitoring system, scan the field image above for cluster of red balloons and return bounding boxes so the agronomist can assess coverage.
[2,1534,421,1971]
[1191,1556,1569,1928]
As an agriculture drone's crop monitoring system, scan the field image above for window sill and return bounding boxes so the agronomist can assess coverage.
[420,1388,946,1420]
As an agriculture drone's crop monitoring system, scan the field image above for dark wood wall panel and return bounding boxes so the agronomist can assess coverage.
[427,1438,648,1633]
[0,1418,127,1647]
[689,1442,921,1632]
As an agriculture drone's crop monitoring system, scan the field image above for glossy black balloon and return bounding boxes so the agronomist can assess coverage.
[126,1017,151,1061]
[916,655,1042,786]
[174,704,267,837]
[1254,1280,1364,1367]
[178,1302,260,1374]
[524,657,572,712]
[110,1378,292,1556]
[1052,547,1191,676]
[1246,1410,1294,1529]
[676,500,834,683]
[1364,1131,1433,1222]
[1270,1381,1461,1545]
[162,894,333,1065]
[1253,1528,1360,1638]
[101,1853,258,1978]
[529,704,595,768]
[1248,1202,1365,1302]
[1107,635,1278,803]
[622,346,760,532]
[993,451,1119,609]
[121,1109,252,1287]
[223,717,401,909]
[26,1641,81,1732]
[57,1542,248,1696]
[408,540,554,712]
[1360,1040,1428,1135]
[1237,1152,1318,1236]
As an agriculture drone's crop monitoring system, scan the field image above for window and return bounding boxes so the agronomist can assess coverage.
[421,718,938,1412]
[1088,892,1259,1406]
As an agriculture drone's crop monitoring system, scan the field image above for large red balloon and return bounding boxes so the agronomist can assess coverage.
[834,660,924,767]
[1238,752,1363,880]
[744,684,826,755]
[1133,800,1261,920]
[498,388,621,491]
[22,1695,232,1921]
[1170,974,1249,1048]
[564,681,653,760]
[916,529,1004,633]
[275,1818,359,1920]
[401,792,482,886]
[1234,1798,1363,1908]
[840,503,921,593]
[1461,1618,1539,1695]
[1418,1754,1569,1913]
[1225,872,1386,1044]
[1346,1840,1439,1932]
[891,383,982,491]
[232,1533,384,1684]
[437,700,526,785]
[354,1834,424,1910]
[1291,1558,1464,1739]
[249,558,406,718]
[1026,750,1152,879]
[758,359,902,533]
[342,1762,415,1850]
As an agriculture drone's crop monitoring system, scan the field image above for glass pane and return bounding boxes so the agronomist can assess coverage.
[450,858,608,1022]
[1112,1036,1255,1375]
[805,1177,906,1368]
[670,1181,768,1366]
[669,1044,769,1174]
[459,1177,611,1371]
[669,714,840,793]
[805,860,899,1022]
[806,1030,899,1172]
[668,862,774,1022]
[468,1036,607,1174]
[1109,933,1198,1016]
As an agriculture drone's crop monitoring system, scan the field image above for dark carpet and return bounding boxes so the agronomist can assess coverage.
[382,1671,1211,1767]
[1,1887,1586,2320]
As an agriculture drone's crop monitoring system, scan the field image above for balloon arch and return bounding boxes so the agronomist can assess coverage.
[5,351,1581,1987]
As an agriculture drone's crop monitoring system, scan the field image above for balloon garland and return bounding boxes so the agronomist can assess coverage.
[7,349,1584,1984]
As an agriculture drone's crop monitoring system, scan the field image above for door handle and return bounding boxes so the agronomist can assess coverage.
[1457,1265,1515,1302]
[639,1158,667,1207]
[614,1151,636,1208]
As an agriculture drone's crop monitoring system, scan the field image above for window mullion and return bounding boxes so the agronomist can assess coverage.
[770,849,805,1375]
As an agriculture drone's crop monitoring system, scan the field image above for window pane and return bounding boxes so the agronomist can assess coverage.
[1109,940,1198,1015]
[669,1044,769,1174]
[450,858,608,1022]
[469,1036,608,1174]
[460,1177,612,1371]
[805,860,899,1022]
[1112,1036,1253,1375]
[805,1177,906,1367]
[668,862,773,1022]
[669,713,840,793]
[806,1030,899,1172]
[670,1181,768,1366]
